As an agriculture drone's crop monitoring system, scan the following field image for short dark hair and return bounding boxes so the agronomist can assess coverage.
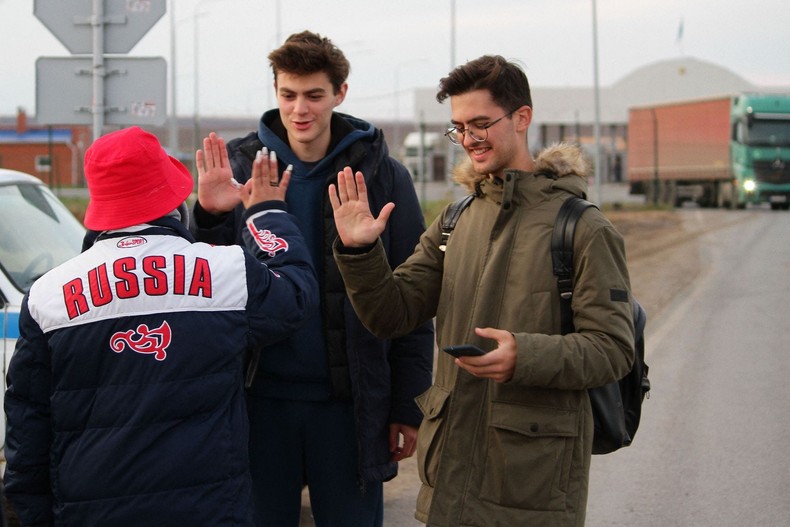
[436,55,532,111]
[268,30,350,93]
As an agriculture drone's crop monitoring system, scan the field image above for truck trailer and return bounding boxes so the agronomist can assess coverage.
[627,93,790,209]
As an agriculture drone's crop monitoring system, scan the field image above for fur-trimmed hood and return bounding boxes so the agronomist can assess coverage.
[451,142,590,193]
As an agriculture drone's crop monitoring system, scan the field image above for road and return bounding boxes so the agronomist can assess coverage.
[586,206,790,526]
[302,203,790,525]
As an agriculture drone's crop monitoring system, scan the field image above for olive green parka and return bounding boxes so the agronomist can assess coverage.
[334,143,635,526]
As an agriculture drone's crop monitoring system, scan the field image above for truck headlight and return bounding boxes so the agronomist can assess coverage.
[743,179,757,192]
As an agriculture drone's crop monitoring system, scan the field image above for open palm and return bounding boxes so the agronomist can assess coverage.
[328,167,394,248]
[195,132,243,215]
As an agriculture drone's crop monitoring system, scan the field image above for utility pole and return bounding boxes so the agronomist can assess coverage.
[90,0,105,140]
[592,0,603,205]
[169,0,178,154]
[447,0,457,182]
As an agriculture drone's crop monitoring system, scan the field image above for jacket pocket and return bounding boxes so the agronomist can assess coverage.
[414,384,451,488]
[479,402,578,511]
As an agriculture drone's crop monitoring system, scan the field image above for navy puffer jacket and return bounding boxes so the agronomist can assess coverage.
[4,208,318,526]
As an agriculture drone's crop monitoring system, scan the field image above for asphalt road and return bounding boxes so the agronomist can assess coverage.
[586,207,790,526]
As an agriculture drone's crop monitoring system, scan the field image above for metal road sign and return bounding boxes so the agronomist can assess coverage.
[36,56,167,126]
[34,0,165,55]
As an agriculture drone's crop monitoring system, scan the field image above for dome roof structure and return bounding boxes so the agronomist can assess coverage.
[529,56,759,126]
[611,57,755,108]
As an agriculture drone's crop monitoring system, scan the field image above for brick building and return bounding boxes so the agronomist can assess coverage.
[0,109,90,187]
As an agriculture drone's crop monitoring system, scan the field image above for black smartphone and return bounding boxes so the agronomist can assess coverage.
[442,344,487,358]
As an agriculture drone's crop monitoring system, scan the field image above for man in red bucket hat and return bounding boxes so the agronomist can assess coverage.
[4,126,318,526]
[81,125,195,230]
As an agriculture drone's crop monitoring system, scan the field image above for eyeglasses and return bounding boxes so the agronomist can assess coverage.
[444,109,517,145]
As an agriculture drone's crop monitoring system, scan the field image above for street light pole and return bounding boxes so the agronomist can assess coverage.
[91,0,105,140]
[591,0,603,204]
[394,67,400,160]
[192,4,201,159]
[393,59,428,161]
[447,0,457,181]
[168,0,178,154]
[419,112,427,207]
[450,0,456,69]
[193,0,216,159]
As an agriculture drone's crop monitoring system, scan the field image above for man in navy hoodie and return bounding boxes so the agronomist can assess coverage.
[192,31,433,526]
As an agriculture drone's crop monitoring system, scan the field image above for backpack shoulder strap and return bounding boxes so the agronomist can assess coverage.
[440,194,475,252]
[551,196,598,335]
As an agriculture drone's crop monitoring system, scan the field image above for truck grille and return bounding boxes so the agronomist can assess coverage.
[754,159,790,184]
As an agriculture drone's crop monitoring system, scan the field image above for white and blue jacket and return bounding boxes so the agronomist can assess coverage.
[4,201,318,527]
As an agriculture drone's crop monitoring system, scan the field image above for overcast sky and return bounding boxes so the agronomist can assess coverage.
[1,0,788,122]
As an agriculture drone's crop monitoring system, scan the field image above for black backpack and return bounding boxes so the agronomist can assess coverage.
[441,195,650,454]
[552,196,649,454]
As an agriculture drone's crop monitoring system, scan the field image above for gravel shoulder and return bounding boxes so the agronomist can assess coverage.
[608,209,698,323]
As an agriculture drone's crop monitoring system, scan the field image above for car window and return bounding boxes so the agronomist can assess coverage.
[0,182,85,293]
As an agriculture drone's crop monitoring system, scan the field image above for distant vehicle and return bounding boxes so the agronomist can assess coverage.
[627,92,790,209]
[0,169,85,455]
[401,131,446,183]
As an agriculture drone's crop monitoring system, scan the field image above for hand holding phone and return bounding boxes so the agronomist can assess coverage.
[442,344,487,358]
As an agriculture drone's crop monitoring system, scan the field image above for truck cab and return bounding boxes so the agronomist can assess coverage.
[731,93,790,209]
[0,169,85,456]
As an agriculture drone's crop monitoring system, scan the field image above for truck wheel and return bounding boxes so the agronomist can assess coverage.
[644,182,657,206]
[717,182,733,209]
[703,187,716,208]
[667,182,681,208]
[658,181,678,207]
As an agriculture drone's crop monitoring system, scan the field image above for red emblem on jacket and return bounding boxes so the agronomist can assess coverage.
[248,225,289,257]
[110,321,172,361]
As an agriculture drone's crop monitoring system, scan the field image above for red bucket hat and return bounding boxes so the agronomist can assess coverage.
[83,126,194,230]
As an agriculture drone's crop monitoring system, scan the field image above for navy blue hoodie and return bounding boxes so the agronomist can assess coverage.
[192,110,434,483]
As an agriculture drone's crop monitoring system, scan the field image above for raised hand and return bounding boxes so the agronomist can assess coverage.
[195,132,244,215]
[328,167,395,248]
[242,148,292,209]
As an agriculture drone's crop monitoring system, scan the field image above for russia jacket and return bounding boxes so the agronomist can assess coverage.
[4,203,318,527]
[334,143,636,526]
[191,110,434,484]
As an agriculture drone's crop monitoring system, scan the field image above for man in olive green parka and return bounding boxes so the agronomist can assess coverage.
[328,55,635,527]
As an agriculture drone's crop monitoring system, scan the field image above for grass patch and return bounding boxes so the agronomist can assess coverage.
[601,201,674,213]
[422,199,454,225]
[58,196,89,223]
